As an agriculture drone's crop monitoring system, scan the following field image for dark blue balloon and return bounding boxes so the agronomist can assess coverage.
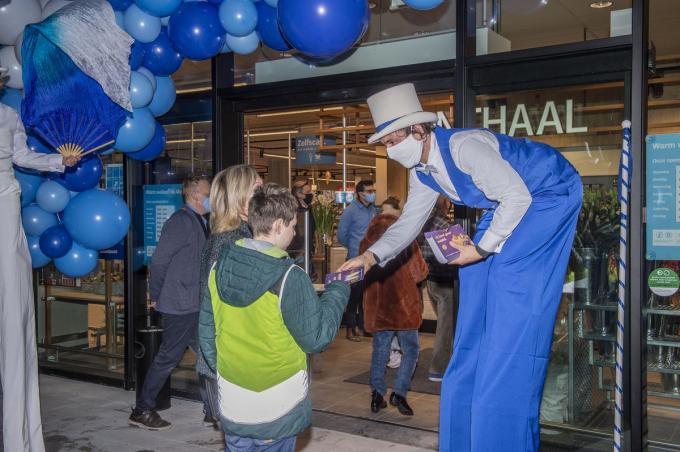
[39,225,73,259]
[14,168,45,207]
[255,1,291,51]
[168,2,226,60]
[403,0,444,10]
[129,41,146,71]
[62,189,131,250]
[108,0,133,11]
[52,154,103,192]
[54,242,99,277]
[143,28,183,76]
[27,235,51,268]
[26,134,54,154]
[278,0,368,59]
[22,204,58,237]
[0,87,22,111]
[128,122,166,161]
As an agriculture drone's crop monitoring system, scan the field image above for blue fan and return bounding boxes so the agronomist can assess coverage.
[20,0,133,158]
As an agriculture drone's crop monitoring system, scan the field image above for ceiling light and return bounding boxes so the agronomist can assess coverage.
[262,153,296,160]
[248,130,299,137]
[166,138,207,144]
[590,1,613,8]
[256,109,320,118]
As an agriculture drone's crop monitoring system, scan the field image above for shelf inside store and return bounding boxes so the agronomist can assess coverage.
[573,301,618,312]
[645,305,680,316]
[649,384,680,400]
[581,331,616,342]
[648,364,680,375]
[647,335,680,348]
[592,357,615,368]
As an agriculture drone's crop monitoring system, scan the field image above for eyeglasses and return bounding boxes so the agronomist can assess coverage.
[379,126,427,148]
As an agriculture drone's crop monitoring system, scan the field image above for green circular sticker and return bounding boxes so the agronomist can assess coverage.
[648,268,680,297]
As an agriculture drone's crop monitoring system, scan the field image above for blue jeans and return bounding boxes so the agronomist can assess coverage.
[370,330,419,397]
[225,435,296,452]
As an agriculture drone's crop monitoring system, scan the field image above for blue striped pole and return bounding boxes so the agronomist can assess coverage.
[615,120,632,451]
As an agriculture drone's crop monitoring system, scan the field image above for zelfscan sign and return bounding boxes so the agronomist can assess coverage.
[437,99,588,137]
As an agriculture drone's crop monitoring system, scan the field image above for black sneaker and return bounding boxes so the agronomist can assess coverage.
[389,392,414,416]
[128,408,172,430]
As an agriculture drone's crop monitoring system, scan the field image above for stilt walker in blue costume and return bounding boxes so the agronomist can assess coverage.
[339,83,582,451]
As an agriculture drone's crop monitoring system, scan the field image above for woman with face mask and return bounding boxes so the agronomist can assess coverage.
[339,83,582,452]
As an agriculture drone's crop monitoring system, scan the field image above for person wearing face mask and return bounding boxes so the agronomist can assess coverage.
[336,180,378,341]
[339,83,582,452]
[129,176,214,430]
[290,180,317,273]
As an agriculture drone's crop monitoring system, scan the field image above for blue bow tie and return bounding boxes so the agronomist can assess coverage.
[415,164,438,175]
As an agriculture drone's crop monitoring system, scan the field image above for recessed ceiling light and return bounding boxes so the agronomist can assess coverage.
[590,1,613,8]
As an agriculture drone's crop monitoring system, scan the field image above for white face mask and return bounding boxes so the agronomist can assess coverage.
[386,134,424,169]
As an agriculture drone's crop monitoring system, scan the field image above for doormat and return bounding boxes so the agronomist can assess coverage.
[344,348,442,396]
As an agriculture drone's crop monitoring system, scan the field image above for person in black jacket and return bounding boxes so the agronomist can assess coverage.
[129,176,212,431]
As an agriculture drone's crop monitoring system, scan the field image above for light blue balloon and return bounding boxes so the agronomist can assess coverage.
[226,31,260,55]
[22,204,58,236]
[148,76,176,117]
[0,87,22,111]
[62,189,131,250]
[134,0,182,17]
[14,168,44,207]
[36,180,70,213]
[264,0,277,6]
[219,0,258,37]
[124,4,162,43]
[114,10,125,29]
[130,70,154,108]
[27,235,51,268]
[54,242,99,277]
[114,107,156,152]
[137,66,157,91]
[403,0,444,10]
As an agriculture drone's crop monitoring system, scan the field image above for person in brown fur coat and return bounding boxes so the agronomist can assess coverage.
[360,213,429,416]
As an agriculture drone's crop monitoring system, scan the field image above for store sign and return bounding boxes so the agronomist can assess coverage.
[436,99,588,137]
[143,184,183,262]
[295,136,337,166]
[646,133,680,260]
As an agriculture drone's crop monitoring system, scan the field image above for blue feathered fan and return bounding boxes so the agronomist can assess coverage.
[21,0,133,157]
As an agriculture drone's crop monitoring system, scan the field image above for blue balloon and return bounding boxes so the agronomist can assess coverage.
[219,0,257,37]
[143,28,184,76]
[52,154,103,192]
[265,0,278,6]
[128,122,166,161]
[130,70,154,108]
[27,235,51,268]
[0,87,22,110]
[70,190,80,198]
[403,0,444,10]
[14,168,45,207]
[134,0,182,17]
[39,225,73,259]
[63,189,131,250]
[115,10,125,29]
[226,31,260,55]
[255,1,291,51]
[54,242,99,277]
[168,3,226,60]
[114,108,156,152]
[148,76,175,117]
[36,180,70,213]
[278,0,368,59]
[137,67,157,91]
[22,204,58,236]
[129,40,146,70]
[26,134,54,154]
[109,0,133,11]
[160,16,170,26]
[124,4,162,43]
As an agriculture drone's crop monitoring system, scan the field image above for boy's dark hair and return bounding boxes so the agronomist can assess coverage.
[248,183,298,236]
[356,180,374,194]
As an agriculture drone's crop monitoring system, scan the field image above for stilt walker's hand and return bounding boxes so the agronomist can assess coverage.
[449,244,483,266]
[338,251,377,273]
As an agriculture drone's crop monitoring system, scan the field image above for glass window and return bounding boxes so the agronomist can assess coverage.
[477,0,633,55]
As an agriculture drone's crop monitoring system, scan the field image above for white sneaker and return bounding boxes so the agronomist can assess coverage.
[387,350,402,368]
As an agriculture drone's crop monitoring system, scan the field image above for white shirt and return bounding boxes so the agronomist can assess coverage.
[369,129,532,263]
[0,103,64,191]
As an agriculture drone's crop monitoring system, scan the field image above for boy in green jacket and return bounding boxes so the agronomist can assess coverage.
[198,183,350,452]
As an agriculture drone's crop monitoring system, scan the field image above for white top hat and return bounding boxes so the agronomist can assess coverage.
[366,83,438,144]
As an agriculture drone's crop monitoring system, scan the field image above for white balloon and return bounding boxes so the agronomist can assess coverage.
[41,0,72,19]
[0,46,23,89]
[0,0,41,45]
[14,31,23,63]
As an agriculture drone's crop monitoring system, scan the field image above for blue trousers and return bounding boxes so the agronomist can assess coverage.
[439,181,582,451]
[226,435,296,452]
[370,330,419,397]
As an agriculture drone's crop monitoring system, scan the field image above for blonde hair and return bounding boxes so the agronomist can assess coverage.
[210,165,260,233]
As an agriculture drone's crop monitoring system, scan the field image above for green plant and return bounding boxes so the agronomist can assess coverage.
[310,191,338,245]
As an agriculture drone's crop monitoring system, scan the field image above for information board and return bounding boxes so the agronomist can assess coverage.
[143,184,183,261]
[646,133,680,260]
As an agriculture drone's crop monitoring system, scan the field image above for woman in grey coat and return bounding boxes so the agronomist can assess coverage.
[197,164,262,426]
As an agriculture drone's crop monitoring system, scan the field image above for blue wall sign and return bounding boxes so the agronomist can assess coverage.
[646,133,680,260]
[143,184,183,261]
[295,136,337,166]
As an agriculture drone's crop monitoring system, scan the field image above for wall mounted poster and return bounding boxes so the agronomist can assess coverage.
[646,133,680,260]
[143,184,183,262]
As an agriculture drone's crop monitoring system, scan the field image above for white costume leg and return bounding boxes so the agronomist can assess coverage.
[0,187,45,452]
